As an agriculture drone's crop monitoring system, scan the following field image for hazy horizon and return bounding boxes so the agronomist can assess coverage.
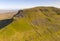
[0,0,60,10]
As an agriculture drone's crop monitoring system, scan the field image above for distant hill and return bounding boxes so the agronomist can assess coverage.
[0,10,18,20]
[0,7,60,41]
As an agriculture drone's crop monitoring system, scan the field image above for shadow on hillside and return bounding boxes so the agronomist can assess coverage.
[0,18,14,29]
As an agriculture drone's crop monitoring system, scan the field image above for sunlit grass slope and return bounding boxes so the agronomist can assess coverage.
[0,7,60,41]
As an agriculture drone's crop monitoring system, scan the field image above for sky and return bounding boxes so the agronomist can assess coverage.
[0,0,60,9]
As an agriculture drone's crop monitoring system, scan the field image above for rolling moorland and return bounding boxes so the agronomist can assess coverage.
[0,7,60,41]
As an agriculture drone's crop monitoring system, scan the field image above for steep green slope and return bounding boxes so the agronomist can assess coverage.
[0,7,60,41]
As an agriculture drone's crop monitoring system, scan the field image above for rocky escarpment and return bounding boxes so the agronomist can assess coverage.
[0,10,23,29]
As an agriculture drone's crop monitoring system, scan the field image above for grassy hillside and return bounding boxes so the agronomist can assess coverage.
[0,7,60,41]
